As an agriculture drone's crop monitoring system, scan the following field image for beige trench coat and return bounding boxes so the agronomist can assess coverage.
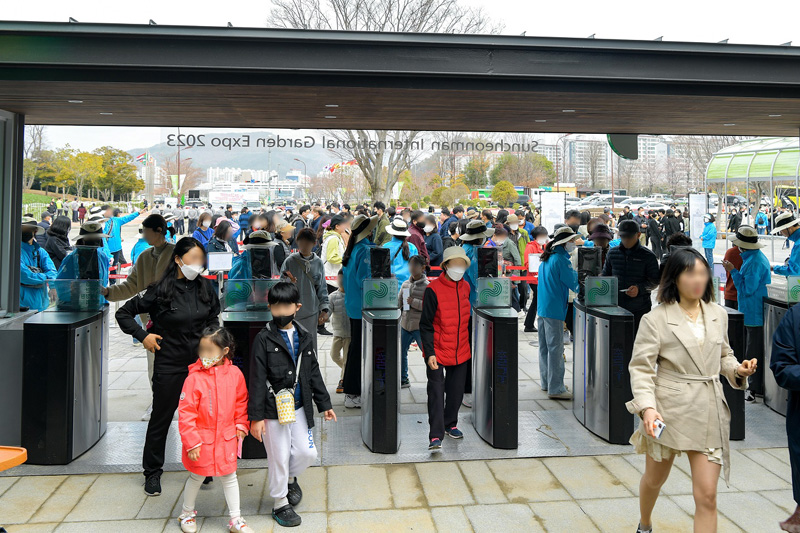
[625,300,749,483]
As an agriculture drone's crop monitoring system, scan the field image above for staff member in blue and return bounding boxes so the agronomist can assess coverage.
[20,217,58,312]
[457,219,495,305]
[383,218,419,292]
[768,304,800,532]
[536,226,580,400]
[701,213,717,267]
[723,225,771,402]
[772,211,800,276]
[339,214,379,410]
[103,205,143,284]
[56,221,111,285]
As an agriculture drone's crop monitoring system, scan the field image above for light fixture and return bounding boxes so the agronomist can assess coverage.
[723,123,735,126]
[99,112,113,115]
[324,115,336,119]
[535,119,547,123]
[325,104,339,108]
[67,99,83,104]
[562,109,575,113]
[769,114,783,117]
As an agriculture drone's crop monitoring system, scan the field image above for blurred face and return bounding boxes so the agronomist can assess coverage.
[593,237,610,249]
[622,235,639,249]
[298,237,315,256]
[142,226,165,245]
[410,260,424,279]
[175,245,206,270]
[269,301,301,319]
[676,257,709,301]
[198,337,229,368]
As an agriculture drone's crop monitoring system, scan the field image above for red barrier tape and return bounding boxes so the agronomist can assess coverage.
[108,274,127,279]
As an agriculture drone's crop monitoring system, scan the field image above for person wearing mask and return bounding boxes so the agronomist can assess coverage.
[769,304,800,532]
[755,207,769,235]
[618,205,634,222]
[55,220,111,288]
[458,219,494,307]
[442,222,458,250]
[44,215,73,270]
[660,209,682,250]
[20,217,58,312]
[423,214,443,267]
[723,225,771,403]
[505,214,531,310]
[187,204,199,233]
[626,247,756,533]
[322,215,349,294]
[103,205,142,282]
[773,212,800,277]
[537,226,580,399]
[522,226,548,333]
[340,215,379,409]
[398,255,429,389]
[481,209,494,228]
[280,228,330,353]
[727,206,743,234]
[601,220,660,333]
[37,211,52,247]
[116,238,221,497]
[383,218,419,290]
[647,210,664,259]
[420,246,472,450]
[192,212,214,247]
[372,201,391,246]
[484,225,506,248]
[700,213,717,267]
[238,207,251,235]
[587,223,614,268]
[408,210,430,264]
[438,208,455,240]
[229,230,280,280]
[274,222,294,262]
[162,213,177,244]
[634,207,648,246]
[310,207,324,233]
[328,269,350,394]
[131,224,153,265]
[206,219,236,253]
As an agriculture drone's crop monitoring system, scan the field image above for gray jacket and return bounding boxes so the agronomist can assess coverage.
[398,275,429,331]
[328,289,350,337]
[280,252,330,320]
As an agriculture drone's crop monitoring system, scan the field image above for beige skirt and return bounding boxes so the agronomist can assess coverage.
[630,429,723,466]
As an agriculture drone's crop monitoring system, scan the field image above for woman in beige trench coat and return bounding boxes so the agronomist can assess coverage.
[626,248,758,533]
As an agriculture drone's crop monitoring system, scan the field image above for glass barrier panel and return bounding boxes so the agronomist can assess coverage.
[223,279,280,312]
[47,279,106,312]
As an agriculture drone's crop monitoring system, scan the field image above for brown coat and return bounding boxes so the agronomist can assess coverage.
[625,300,748,483]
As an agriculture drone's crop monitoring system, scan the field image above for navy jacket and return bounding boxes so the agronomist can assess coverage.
[601,241,660,313]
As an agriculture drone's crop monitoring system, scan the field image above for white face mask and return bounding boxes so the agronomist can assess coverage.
[536,237,547,245]
[251,221,261,229]
[423,224,435,233]
[201,219,211,228]
[447,266,466,281]
[564,242,577,253]
[306,213,314,221]
[494,239,506,247]
[179,259,205,281]
[509,223,519,231]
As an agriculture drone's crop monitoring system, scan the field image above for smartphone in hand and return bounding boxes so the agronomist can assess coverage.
[653,419,666,439]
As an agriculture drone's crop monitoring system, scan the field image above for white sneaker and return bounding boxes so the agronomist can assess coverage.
[229,516,254,533]
[178,510,197,533]
[344,395,362,409]
[141,404,153,421]
[462,393,472,408]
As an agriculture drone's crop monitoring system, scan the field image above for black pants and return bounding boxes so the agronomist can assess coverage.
[143,370,188,478]
[745,326,765,395]
[725,299,738,310]
[109,249,127,285]
[342,317,362,395]
[188,219,197,233]
[326,283,337,295]
[426,359,469,440]
[524,284,539,329]
[565,302,575,336]
[175,219,185,235]
[518,282,528,311]
[630,306,650,338]
[651,240,662,261]
[511,286,521,312]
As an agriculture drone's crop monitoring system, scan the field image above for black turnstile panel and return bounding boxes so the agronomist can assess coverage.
[473,308,518,449]
[22,307,109,465]
[362,309,401,453]
[222,311,270,459]
[721,306,746,440]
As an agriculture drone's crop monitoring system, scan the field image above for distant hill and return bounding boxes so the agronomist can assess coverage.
[127,131,334,177]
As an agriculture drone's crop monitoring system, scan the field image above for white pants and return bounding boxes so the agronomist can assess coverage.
[262,407,317,506]
[182,471,241,519]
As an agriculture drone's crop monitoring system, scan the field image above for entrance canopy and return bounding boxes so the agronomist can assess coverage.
[1,21,800,134]
[706,137,800,183]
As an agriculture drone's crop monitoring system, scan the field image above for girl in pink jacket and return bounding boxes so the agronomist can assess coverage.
[177,327,253,533]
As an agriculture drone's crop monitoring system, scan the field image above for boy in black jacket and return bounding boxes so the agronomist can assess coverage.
[248,281,336,528]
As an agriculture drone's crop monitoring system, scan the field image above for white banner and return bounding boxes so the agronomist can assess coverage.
[689,193,708,253]
[540,192,566,234]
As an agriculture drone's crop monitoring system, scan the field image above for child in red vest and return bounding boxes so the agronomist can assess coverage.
[420,246,473,450]
[177,327,253,533]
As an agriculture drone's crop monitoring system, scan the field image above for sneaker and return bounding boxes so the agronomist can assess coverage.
[548,390,573,400]
[272,504,302,527]
[229,516,254,533]
[636,524,653,533]
[344,395,362,409]
[202,476,213,486]
[461,393,472,408]
[336,380,344,394]
[523,327,537,333]
[144,473,161,496]
[744,390,756,402]
[141,404,153,421]
[401,379,411,388]
[287,478,303,506]
[178,510,197,533]
[428,438,442,451]
[445,426,464,439]
[317,326,332,336]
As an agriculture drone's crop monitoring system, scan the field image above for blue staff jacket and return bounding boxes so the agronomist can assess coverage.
[383,238,418,293]
[537,246,579,321]
[729,248,771,327]
[774,229,800,277]
[20,241,57,312]
[701,221,717,249]
[460,241,481,306]
[103,212,140,253]
[343,239,374,320]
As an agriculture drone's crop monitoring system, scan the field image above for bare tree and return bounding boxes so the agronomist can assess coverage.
[268,0,502,201]
[23,125,47,189]
[585,140,605,189]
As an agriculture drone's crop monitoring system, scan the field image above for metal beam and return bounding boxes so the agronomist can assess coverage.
[0,110,23,314]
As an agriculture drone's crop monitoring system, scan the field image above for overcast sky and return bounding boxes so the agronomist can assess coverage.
[5,0,799,151]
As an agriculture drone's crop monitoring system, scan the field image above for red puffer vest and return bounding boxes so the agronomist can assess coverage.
[426,274,472,366]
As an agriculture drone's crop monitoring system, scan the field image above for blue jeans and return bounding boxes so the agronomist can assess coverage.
[537,316,568,395]
[400,328,422,383]
[704,247,714,267]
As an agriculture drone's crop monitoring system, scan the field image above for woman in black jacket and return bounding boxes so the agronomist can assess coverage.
[44,215,73,269]
[116,237,220,497]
